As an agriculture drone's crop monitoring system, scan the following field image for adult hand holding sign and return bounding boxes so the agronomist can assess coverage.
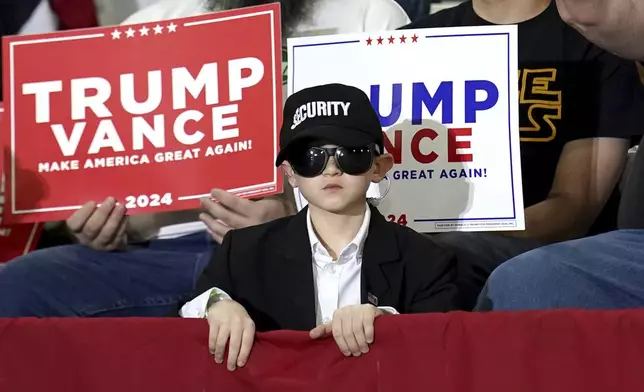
[65,198,128,251]
[200,189,293,244]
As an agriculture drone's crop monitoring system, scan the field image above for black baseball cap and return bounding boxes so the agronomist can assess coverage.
[275,83,384,166]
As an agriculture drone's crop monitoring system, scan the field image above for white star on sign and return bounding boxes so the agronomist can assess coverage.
[125,27,136,38]
[153,24,163,35]
[167,22,177,33]
[139,26,150,36]
[111,29,121,39]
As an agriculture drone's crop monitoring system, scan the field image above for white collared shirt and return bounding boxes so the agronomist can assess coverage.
[180,204,397,321]
[307,204,397,324]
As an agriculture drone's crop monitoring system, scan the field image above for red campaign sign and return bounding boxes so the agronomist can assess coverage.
[1,4,283,223]
[0,105,42,262]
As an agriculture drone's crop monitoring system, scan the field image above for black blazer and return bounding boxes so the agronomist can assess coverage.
[194,205,459,332]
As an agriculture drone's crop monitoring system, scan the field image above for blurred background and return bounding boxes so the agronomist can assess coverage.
[94,0,464,25]
[0,0,464,100]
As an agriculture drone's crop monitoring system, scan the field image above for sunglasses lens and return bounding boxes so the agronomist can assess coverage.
[336,146,374,175]
[289,147,327,177]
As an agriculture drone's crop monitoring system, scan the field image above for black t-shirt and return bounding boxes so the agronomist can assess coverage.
[402,1,644,233]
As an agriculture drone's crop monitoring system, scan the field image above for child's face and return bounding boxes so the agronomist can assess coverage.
[282,143,394,213]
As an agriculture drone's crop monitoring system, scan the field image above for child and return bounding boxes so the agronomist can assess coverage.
[180,83,458,371]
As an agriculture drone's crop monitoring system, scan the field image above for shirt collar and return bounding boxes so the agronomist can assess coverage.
[307,204,371,259]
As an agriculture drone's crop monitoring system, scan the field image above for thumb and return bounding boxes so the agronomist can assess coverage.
[309,323,332,339]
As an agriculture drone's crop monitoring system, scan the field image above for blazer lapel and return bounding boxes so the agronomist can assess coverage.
[272,208,317,329]
[361,206,402,307]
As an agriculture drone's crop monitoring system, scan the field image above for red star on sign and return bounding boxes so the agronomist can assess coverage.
[411,34,419,43]
[399,35,407,43]
[388,35,395,44]
[366,37,373,46]
[377,36,383,45]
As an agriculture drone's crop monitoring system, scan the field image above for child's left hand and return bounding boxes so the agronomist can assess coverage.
[309,304,384,357]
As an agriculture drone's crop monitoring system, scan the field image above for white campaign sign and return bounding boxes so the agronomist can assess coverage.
[287,25,524,232]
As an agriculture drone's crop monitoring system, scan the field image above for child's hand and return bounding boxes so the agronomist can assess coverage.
[309,304,384,357]
[207,299,255,371]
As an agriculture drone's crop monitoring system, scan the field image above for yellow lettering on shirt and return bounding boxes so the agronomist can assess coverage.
[518,68,562,142]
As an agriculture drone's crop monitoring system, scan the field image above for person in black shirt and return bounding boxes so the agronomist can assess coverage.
[400,0,644,310]
[476,0,644,310]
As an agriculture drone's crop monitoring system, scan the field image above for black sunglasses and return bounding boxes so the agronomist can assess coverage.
[288,144,379,178]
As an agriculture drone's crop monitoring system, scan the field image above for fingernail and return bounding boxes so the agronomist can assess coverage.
[353,352,361,357]
[215,357,222,364]
[228,364,236,371]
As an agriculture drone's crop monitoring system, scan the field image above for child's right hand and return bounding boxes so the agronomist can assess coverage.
[207,299,255,371]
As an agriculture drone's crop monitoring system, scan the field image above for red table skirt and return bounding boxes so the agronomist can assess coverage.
[0,310,642,392]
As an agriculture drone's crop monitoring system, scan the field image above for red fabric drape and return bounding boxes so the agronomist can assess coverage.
[0,311,643,391]
[48,0,98,30]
